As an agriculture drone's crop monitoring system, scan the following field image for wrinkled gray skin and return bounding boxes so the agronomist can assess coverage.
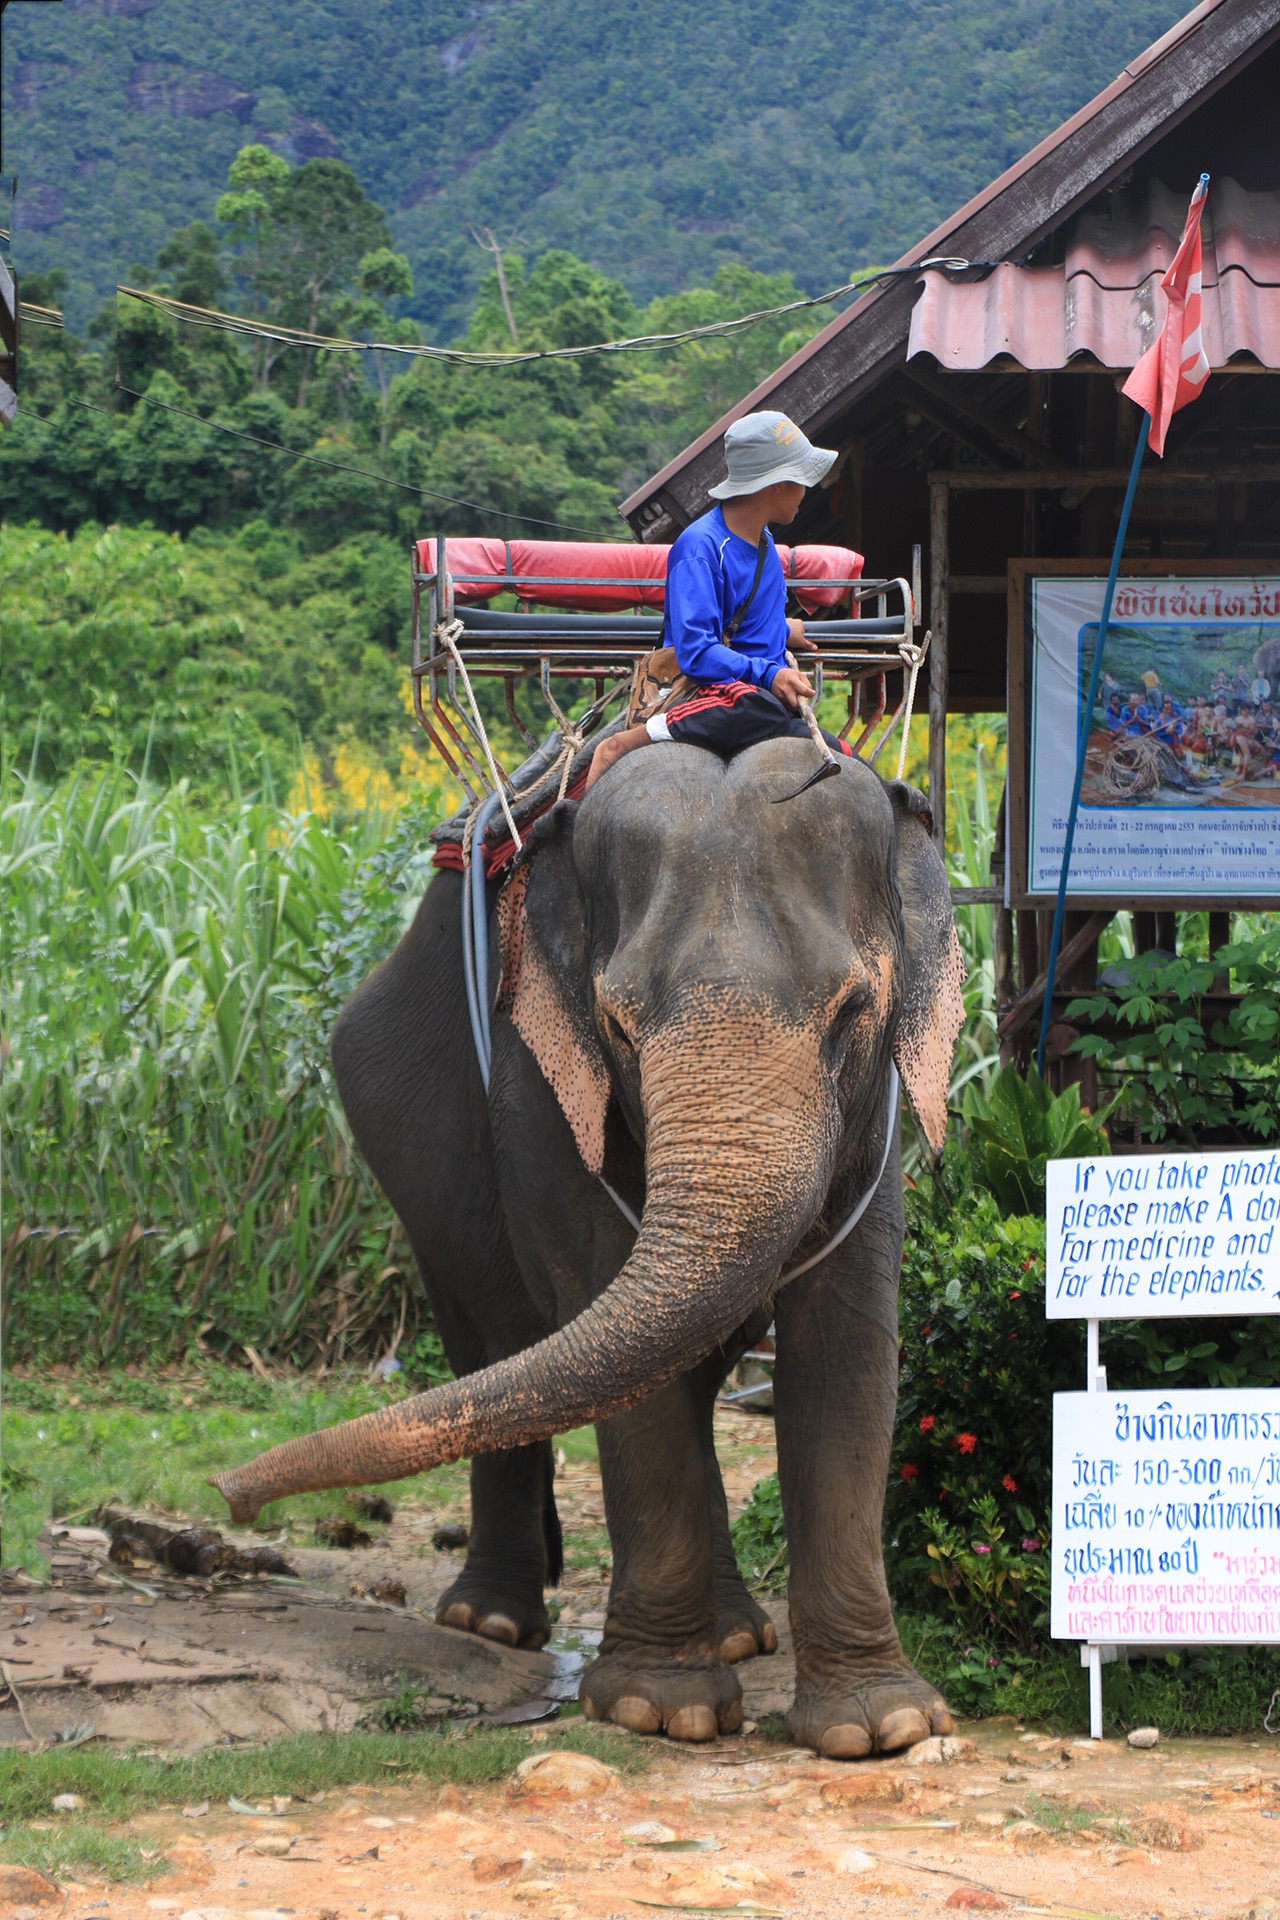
[212,738,963,1757]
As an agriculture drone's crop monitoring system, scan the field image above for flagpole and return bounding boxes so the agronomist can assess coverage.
[1035,410,1151,1075]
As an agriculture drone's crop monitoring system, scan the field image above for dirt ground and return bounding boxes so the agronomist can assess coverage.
[7,1407,1280,1917]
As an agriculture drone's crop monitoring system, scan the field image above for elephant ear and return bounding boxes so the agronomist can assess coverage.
[496,807,610,1175]
[884,781,967,1159]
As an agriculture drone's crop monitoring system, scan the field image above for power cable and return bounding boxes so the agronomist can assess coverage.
[15,390,629,540]
[117,259,978,369]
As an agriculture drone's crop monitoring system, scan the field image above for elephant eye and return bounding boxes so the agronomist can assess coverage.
[825,984,871,1062]
[600,1011,635,1054]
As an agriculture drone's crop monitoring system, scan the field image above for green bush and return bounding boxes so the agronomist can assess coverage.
[1068,926,1280,1144]
[958,1061,1112,1215]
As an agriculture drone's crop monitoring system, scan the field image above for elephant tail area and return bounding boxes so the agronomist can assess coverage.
[544,1442,564,1589]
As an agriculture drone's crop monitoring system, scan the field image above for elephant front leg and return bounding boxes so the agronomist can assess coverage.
[580,1380,743,1742]
[436,1443,557,1650]
[772,1191,952,1759]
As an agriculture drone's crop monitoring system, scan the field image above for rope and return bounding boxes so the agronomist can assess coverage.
[1096,730,1178,801]
[436,617,523,852]
[896,631,929,780]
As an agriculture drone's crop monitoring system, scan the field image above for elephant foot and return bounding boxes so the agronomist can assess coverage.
[788,1662,953,1760]
[715,1591,778,1665]
[435,1569,551,1652]
[580,1648,743,1741]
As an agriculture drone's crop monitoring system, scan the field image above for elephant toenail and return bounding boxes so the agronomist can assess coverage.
[476,1612,520,1646]
[817,1722,873,1760]
[718,1629,759,1665]
[521,1629,549,1652]
[718,1698,745,1734]
[612,1695,663,1735]
[931,1700,955,1735]
[876,1707,931,1752]
[441,1601,476,1631]
[758,1620,778,1654]
[666,1704,718,1742]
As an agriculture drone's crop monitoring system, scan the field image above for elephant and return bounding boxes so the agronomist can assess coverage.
[212,734,967,1757]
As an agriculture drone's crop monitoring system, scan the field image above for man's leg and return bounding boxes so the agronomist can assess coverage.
[585,723,652,791]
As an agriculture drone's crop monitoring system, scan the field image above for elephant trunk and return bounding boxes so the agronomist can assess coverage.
[211,1020,837,1523]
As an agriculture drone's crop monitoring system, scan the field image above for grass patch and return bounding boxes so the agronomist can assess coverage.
[0,1723,649,1829]
[0,1822,167,1886]
[1,1362,600,1574]
[1,1374,469,1574]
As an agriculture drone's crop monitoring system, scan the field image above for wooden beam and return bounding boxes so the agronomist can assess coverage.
[997,911,1114,1044]
[905,362,1057,469]
[938,462,1280,492]
[950,575,1007,595]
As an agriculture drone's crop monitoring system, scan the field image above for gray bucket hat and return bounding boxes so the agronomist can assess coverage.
[707,410,838,500]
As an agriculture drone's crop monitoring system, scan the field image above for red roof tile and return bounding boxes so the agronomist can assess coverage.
[909,177,1280,371]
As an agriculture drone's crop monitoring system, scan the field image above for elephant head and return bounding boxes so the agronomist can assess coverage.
[211,743,964,1521]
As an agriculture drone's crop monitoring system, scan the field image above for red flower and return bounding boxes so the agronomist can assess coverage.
[901,1463,919,1479]
[1002,1474,1017,1492]
[1009,1290,1022,1301]
[919,1415,936,1434]
[957,1432,977,1454]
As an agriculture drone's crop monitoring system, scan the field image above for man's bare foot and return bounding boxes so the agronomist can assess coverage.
[585,724,652,791]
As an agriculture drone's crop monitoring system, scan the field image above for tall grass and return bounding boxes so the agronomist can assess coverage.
[2,761,439,1365]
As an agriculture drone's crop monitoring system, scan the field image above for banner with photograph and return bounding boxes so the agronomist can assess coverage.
[1026,575,1280,898]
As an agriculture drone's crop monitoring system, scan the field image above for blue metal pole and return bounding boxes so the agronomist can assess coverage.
[1036,410,1151,1075]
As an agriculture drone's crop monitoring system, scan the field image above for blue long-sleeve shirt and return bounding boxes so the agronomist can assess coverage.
[664,506,788,688]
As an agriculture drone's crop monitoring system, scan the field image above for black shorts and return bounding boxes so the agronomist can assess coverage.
[645,680,854,762]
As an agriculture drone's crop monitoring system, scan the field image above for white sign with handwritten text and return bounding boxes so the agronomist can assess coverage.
[1051,1389,1280,1643]
[1045,1150,1280,1319]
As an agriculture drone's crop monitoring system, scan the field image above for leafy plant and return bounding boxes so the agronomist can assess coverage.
[1067,927,1280,1144]
[959,1062,1113,1215]
[920,1491,1048,1650]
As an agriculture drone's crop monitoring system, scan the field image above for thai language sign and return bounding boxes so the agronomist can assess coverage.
[1051,1390,1280,1642]
[1046,1150,1280,1319]
[1026,575,1280,898]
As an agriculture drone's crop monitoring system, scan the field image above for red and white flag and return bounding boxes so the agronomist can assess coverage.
[1122,175,1211,456]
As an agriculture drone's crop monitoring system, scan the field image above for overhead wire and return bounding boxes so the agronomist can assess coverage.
[116,258,977,369]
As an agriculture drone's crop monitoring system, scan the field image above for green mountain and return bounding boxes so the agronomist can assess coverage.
[8,0,1185,333]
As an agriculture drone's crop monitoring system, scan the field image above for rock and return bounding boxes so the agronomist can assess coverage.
[473,1850,531,1882]
[181,1801,211,1818]
[834,1847,877,1874]
[433,1523,469,1550]
[819,1770,905,1804]
[623,1822,678,1843]
[369,1577,407,1606]
[902,1735,978,1766]
[945,1891,1010,1910]
[364,1815,396,1829]
[163,1841,213,1891]
[511,1750,618,1797]
[51,1793,85,1811]
[0,1866,61,1907]
[512,1882,560,1899]
[1127,1725,1160,1748]
[253,1836,294,1857]
[437,1784,471,1811]
[1130,1802,1200,1851]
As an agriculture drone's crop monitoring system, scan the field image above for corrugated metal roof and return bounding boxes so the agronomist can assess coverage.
[908,177,1280,371]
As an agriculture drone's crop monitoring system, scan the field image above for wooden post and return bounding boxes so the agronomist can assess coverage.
[928,476,949,857]
[993,782,1015,1058]
[1209,910,1231,995]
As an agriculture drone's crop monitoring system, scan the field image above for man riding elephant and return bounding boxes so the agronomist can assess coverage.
[212,430,966,1760]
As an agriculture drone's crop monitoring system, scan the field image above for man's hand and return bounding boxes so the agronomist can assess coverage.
[770,665,815,712]
[787,617,818,653]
